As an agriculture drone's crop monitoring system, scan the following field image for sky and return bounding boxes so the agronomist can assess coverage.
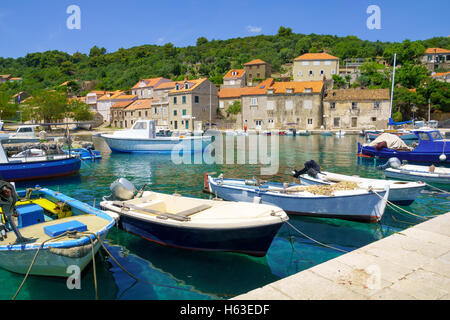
[0,0,448,58]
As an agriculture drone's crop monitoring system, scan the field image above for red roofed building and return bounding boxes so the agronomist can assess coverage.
[422,48,450,71]
[243,59,271,85]
[293,52,340,82]
[131,77,172,99]
[222,69,246,89]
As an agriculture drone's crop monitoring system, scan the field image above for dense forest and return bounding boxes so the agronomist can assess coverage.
[0,27,449,120]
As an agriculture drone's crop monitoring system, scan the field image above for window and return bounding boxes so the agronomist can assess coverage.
[334,117,340,127]
[325,61,331,66]
[267,101,275,110]
[131,112,134,116]
[133,121,147,130]
[251,97,257,106]
[429,131,443,140]
[174,121,178,129]
[285,100,293,110]
[313,61,320,66]
[286,88,293,94]
[330,102,336,109]
[320,70,324,75]
[309,70,313,76]
[185,120,189,129]
[173,110,177,116]
[175,83,180,90]
[371,117,377,122]
[352,102,358,109]
[182,96,186,104]
[174,97,177,104]
[219,101,224,109]
[302,61,309,66]
[138,111,141,117]
[195,96,199,103]
[257,73,260,78]
[145,111,148,117]
[331,69,336,75]
[304,100,313,110]
[154,107,158,114]
[230,80,235,85]
[184,83,189,89]
[351,117,357,127]
[182,109,186,116]
[304,88,312,93]
[307,118,313,125]
[374,101,380,109]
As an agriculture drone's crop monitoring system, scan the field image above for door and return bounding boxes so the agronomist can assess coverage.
[255,120,262,130]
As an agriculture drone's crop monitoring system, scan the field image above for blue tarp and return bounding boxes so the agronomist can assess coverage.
[388,118,413,126]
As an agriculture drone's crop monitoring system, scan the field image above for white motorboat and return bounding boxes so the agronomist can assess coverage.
[299,171,426,206]
[100,178,288,257]
[385,163,450,184]
[100,120,210,153]
[0,125,41,143]
[206,175,390,223]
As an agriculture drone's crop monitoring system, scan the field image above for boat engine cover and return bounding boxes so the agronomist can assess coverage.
[110,178,136,201]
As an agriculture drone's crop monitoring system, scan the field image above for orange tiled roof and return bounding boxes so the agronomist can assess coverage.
[295,53,339,61]
[425,48,450,54]
[9,77,23,81]
[111,100,134,109]
[218,79,274,98]
[154,81,182,90]
[125,99,153,110]
[244,59,267,66]
[98,91,128,101]
[432,71,450,77]
[224,69,245,79]
[168,78,208,94]
[0,75,11,79]
[132,77,169,89]
[268,81,324,94]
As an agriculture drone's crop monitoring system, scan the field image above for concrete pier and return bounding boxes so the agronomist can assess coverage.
[233,211,450,300]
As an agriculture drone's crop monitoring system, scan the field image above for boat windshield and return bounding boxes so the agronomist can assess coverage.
[418,132,430,141]
[429,131,443,140]
[132,122,147,130]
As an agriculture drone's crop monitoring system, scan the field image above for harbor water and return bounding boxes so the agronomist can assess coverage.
[2,134,449,300]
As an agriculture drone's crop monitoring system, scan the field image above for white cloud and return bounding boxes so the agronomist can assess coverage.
[156,37,165,45]
[246,25,262,33]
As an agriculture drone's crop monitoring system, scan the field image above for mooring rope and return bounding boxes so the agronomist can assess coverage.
[424,183,449,195]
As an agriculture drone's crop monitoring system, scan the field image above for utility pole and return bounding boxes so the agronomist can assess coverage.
[209,81,212,130]
[428,98,431,123]
[388,53,397,129]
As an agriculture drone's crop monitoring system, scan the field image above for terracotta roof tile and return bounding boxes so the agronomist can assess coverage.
[244,59,267,66]
[125,99,153,110]
[218,79,274,98]
[224,69,245,79]
[295,53,339,61]
[324,88,390,101]
[111,100,135,109]
[168,78,208,94]
[132,77,169,89]
[425,48,450,54]
[268,81,323,94]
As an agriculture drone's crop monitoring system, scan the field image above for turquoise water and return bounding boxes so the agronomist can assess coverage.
[2,134,449,300]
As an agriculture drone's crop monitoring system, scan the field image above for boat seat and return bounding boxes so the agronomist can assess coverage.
[176,204,211,217]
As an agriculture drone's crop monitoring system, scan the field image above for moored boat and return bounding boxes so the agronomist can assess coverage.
[298,170,425,206]
[384,160,450,184]
[0,184,115,277]
[101,120,210,153]
[358,129,450,163]
[100,178,288,257]
[64,147,102,160]
[206,174,390,223]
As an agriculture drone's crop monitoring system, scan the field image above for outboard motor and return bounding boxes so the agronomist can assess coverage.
[292,160,321,178]
[376,157,402,170]
[106,178,137,201]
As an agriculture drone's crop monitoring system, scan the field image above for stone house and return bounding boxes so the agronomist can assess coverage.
[168,78,218,131]
[221,69,246,89]
[131,77,171,99]
[97,91,137,123]
[421,48,450,72]
[244,59,272,86]
[110,100,135,128]
[123,99,153,128]
[323,88,390,129]
[293,53,340,82]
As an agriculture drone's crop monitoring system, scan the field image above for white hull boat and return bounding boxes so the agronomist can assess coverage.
[385,164,450,184]
[299,171,426,206]
[100,178,288,257]
[206,175,390,223]
[101,120,210,153]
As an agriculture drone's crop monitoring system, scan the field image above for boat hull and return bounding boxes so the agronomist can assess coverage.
[0,157,81,181]
[117,214,284,257]
[209,178,388,223]
[299,174,424,206]
[358,143,450,164]
[0,234,106,277]
[102,135,210,153]
[385,168,450,184]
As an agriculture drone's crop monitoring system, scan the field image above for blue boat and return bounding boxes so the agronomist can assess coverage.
[0,185,115,277]
[64,148,102,160]
[359,129,450,164]
[0,140,81,181]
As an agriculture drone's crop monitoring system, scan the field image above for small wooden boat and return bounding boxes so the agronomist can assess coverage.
[385,164,450,184]
[206,175,390,223]
[64,148,102,160]
[321,131,333,136]
[358,129,450,163]
[0,186,115,277]
[100,178,288,257]
[0,140,81,181]
[299,171,426,206]
[296,130,311,136]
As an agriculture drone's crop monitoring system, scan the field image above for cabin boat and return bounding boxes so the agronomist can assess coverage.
[100,178,288,257]
[385,164,450,184]
[206,175,390,223]
[365,130,417,141]
[0,186,115,277]
[100,120,210,153]
[0,139,81,181]
[0,125,41,143]
[358,129,450,163]
[299,171,426,206]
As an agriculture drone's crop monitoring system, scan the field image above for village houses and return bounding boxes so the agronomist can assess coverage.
[293,53,340,82]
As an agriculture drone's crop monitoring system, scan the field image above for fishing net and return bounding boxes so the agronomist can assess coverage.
[285,181,360,196]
